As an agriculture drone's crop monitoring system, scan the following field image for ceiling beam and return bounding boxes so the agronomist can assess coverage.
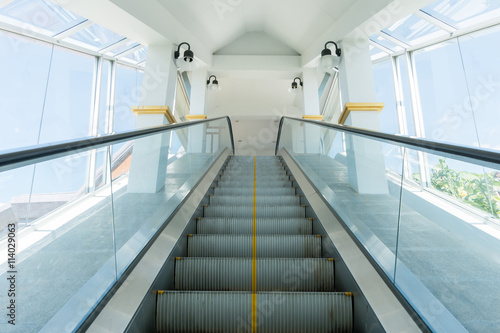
[53,0,212,65]
[301,0,435,67]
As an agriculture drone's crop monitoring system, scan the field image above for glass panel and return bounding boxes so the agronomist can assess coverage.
[121,46,148,63]
[0,147,116,332]
[422,0,500,29]
[370,45,388,61]
[0,0,86,36]
[0,165,35,236]
[63,23,125,51]
[106,40,140,57]
[278,119,404,280]
[109,118,231,276]
[38,46,95,143]
[0,30,52,150]
[278,117,500,332]
[0,118,233,331]
[458,26,500,152]
[382,14,448,46]
[373,59,404,174]
[397,150,500,332]
[370,34,403,52]
[113,65,143,132]
[413,39,480,146]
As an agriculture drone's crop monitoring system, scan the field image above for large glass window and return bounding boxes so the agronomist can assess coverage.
[413,39,479,146]
[0,30,52,150]
[372,60,399,134]
[38,46,95,143]
[113,64,143,132]
[458,26,500,151]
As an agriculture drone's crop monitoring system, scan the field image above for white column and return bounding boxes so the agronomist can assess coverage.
[338,38,377,103]
[343,108,389,194]
[187,68,208,153]
[127,44,177,193]
[338,38,388,194]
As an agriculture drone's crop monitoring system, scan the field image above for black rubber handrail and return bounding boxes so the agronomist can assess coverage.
[275,116,500,166]
[0,116,234,170]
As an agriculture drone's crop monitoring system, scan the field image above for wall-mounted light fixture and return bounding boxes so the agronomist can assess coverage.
[288,77,303,93]
[320,41,341,70]
[175,42,196,71]
[207,75,221,91]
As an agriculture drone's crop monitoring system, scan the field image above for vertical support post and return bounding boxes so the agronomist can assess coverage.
[127,44,178,193]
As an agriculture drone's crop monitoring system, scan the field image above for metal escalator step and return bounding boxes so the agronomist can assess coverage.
[156,291,352,332]
[221,175,290,182]
[214,187,296,196]
[217,180,292,188]
[197,218,312,235]
[210,195,300,206]
[188,235,321,258]
[204,205,305,218]
[175,258,334,291]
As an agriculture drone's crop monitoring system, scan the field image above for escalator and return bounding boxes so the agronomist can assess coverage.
[3,116,498,333]
[156,156,353,332]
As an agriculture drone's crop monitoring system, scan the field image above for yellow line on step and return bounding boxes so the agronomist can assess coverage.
[252,156,257,332]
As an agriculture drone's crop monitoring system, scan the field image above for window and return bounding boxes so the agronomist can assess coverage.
[0,30,53,151]
[382,14,448,46]
[38,46,95,143]
[458,26,500,151]
[373,60,399,134]
[413,40,479,147]
[113,64,143,132]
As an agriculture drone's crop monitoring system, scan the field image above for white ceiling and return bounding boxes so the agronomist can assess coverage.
[157,0,355,54]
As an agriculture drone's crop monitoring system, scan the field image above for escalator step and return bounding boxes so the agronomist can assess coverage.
[188,235,321,258]
[156,291,352,333]
[210,195,300,206]
[217,179,292,187]
[214,187,296,196]
[175,258,334,291]
[197,218,312,235]
[204,205,306,218]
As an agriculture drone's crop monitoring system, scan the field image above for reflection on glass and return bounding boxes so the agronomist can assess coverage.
[422,0,500,29]
[0,0,86,36]
[383,14,447,46]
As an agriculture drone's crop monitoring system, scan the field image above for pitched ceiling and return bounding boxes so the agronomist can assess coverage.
[156,0,355,55]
